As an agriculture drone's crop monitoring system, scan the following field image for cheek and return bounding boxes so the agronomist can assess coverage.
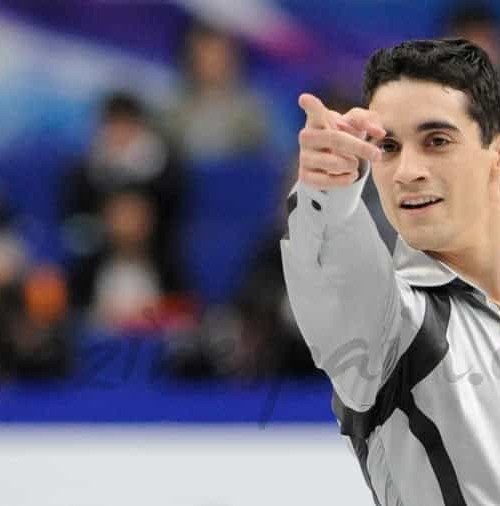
[454,156,491,197]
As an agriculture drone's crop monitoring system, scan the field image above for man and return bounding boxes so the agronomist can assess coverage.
[281,38,500,505]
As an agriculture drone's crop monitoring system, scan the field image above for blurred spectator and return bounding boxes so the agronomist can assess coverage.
[446,2,500,68]
[228,237,318,379]
[62,91,187,314]
[167,21,269,162]
[0,194,27,293]
[168,166,317,381]
[68,186,188,331]
[0,198,70,380]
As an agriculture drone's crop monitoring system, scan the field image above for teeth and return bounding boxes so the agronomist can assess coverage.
[402,196,440,206]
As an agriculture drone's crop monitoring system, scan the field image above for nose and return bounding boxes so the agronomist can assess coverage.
[392,147,428,185]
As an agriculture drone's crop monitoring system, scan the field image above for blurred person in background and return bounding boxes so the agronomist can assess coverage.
[64,92,183,217]
[446,1,500,70]
[0,195,70,380]
[68,186,164,330]
[183,160,322,381]
[158,21,277,377]
[0,192,26,291]
[62,92,188,327]
[167,21,269,163]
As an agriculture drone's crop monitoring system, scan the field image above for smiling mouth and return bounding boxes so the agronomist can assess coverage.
[400,198,444,210]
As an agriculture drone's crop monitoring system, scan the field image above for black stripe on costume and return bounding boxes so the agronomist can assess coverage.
[282,192,298,241]
[350,436,382,506]
[333,288,467,505]
[331,288,451,438]
[287,192,298,216]
[400,395,466,506]
[404,289,451,386]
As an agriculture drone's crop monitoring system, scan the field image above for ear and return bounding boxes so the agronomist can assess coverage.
[489,134,500,181]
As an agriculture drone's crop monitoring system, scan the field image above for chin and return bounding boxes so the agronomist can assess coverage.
[399,228,450,253]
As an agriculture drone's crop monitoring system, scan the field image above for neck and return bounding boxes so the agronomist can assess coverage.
[427,218,500,303]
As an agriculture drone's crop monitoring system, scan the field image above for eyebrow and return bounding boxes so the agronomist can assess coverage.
[368,120,461,142]
[415,120,460,133]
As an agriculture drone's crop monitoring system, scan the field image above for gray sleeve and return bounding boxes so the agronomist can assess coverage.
[280,168,424,411]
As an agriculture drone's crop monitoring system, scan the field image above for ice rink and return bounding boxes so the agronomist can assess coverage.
[0,424,373,506]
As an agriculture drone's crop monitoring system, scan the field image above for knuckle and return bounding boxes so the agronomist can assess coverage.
[329,110,342,121]
[349,170,360,181]
[299,151,312,168]
[326,156,344,173]
[325,155,354,175]
[300,171,322,189]
[335,172,358,186]
[327,154,347,173]
[322,154,335,171]
[344,107,364,120]
[344,107,373,128]
[345,157,359,171]
[350,107,364,115]
[299,128,323,148]
[328,130,344,151]
[298,166,310,182]
[330,128,342,143]
[298,128,309,145]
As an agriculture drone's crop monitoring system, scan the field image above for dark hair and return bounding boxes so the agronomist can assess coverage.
[100,92,144,122]
[181,19,241,80]
[362,38,500,146]
[448,2,497,33]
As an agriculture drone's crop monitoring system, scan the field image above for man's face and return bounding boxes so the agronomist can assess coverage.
[369,78,500,253]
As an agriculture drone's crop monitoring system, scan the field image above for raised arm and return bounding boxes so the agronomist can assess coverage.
[281,94,423,411]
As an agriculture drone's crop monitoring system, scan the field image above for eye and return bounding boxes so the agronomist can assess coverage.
[378,139,399,153]
[426,135,451,147]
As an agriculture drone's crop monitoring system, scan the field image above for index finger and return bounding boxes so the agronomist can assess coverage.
[298,93,329,129]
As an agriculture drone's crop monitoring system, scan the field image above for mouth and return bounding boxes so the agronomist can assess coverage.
[399,197,444,214]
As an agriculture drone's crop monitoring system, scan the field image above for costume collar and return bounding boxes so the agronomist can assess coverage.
[393,237,498,309]
[393,236,459,287]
